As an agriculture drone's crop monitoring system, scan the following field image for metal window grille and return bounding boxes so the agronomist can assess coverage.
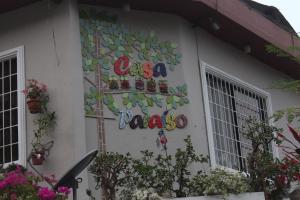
[0,56,19,164]
[205,69,269,171]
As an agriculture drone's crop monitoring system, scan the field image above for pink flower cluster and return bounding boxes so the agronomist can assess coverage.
[22,79,48,99]
[37,186,70,200]
[0,165,70,200]
[0,166,28,190]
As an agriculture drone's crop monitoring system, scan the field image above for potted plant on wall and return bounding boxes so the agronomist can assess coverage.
[31,111,56,165]
[23,79,49,113]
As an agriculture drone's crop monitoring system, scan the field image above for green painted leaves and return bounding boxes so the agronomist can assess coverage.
[80,8,190,117]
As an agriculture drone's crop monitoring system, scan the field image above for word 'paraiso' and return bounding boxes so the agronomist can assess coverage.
[119,109,187,130]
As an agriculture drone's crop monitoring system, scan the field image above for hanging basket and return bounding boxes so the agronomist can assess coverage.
[147,79,156,92]
[135,79,144,90]
[159,80,168,94]
[31,151,45,165]
[27,99,42,114]
[121,80,130,90]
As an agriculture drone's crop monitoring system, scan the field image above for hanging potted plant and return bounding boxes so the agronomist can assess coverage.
[159,80,168,94]
[147,79,156,92]
[108,75,119,90]
[120,76,130,90]
[31,111,56,165]
[135,78,145,90]
[23,79,49,114]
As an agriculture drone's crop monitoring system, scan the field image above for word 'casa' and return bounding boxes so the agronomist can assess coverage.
[114,56,167,79]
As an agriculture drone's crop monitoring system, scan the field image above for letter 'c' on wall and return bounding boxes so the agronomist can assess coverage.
[114,56,130,75]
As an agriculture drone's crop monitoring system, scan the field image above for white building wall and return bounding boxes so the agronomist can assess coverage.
[0,0,89,199]
[83,4,300,166]
[0,1,298,199]
[82,7,300,199]
[195,27,300,158]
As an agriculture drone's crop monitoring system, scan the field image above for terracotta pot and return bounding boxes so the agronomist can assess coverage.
[147,79,156,92]
[135,80,144,90]
[121,80,130,90]
[27,99,42,114]
[159,80,168,94]
[31,151,45,165]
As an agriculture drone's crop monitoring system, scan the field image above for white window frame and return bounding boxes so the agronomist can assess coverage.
[200,61,278,170]
[0,46,26,167]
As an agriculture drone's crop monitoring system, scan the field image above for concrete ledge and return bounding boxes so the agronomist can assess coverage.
[172,192,265,200]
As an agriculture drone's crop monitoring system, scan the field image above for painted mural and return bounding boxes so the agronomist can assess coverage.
[79,8,189,139]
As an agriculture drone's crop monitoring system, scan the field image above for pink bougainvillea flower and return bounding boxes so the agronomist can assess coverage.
[43,174,57,185]
[0,180,7,190]
[38,187,56,200]
[4,170,28,187]
[58,186,71,195]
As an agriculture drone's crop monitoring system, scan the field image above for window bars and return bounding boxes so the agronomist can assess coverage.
[204,67,269,171]
[0,56,19,164]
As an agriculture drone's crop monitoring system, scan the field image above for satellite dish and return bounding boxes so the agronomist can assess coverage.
[54,149,98,200]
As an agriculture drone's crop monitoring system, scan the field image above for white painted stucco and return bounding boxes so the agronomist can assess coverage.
[0,1,299,199]
[81,5,300,199]
[0,0,88,198]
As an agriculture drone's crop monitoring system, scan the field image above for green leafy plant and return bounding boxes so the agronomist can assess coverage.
[244,120,279,192]
[172,136,208,197]
[266,44,300,124]
[22,79,48,101]
[32,111,56,153]
[190,168,250,197]
[88,136,209,200]
[242,119,299,199]
[88,152,132,200]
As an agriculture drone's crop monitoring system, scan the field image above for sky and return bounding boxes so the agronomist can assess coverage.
[253,0,300,34]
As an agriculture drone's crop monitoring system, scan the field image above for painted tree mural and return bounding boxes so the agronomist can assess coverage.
[79,8,189,151]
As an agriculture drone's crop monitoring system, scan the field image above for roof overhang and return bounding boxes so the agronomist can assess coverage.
[2,0,299,78]
[79,0,300,79]
[0,0,39,14]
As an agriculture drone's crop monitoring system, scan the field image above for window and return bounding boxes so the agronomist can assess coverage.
[201,62,272,171]
[0,47,25,166]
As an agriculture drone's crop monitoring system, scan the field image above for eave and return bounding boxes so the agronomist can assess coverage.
[0,0,39,14]
[79,0,300,79]
[1,0,299,79]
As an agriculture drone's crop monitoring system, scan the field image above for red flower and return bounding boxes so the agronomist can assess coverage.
[279,163,289,171]
[293,173,300,181]
[288,125,300,143]
[276,175,288,187]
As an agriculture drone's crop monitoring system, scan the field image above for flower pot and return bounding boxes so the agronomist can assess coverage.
[109,80,119,90]
[121,80,130,90]
[159,80,168,94]
[31,151,45,165]
[135,79,144,90]
[147,79,156,92]
[27,99,42,114]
